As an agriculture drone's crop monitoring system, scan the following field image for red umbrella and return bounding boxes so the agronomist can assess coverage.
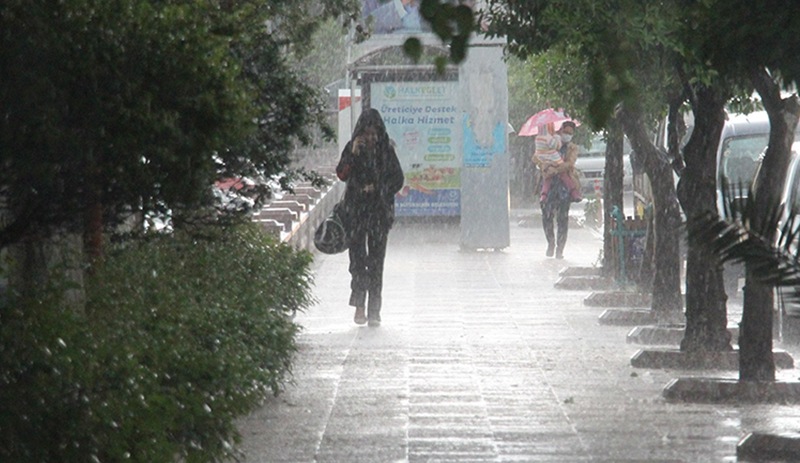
[517,108,579,136]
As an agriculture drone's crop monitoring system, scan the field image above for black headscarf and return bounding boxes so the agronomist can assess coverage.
[338,108,405,230]
[351,108,393,157]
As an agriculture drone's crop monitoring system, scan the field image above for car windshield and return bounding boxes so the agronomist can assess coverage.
[719,134,769,186]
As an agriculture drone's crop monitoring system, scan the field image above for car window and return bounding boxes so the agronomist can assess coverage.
[790,162,800,215]
[578,149,605,158]
[579,135,631,157]
[719,134,769,186]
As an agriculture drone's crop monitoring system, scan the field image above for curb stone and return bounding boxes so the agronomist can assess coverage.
[626,324,740,346]
[738,432,800,461]
[634,348,794,370]
[664,377,800,403]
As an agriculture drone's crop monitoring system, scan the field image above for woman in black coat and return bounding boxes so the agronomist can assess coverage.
[336,108,405,326]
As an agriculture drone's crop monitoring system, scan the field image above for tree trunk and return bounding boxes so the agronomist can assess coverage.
[739,69,800,381]
[7,238,49,300]
[666,98,686,175]
[84,200,104,271]
[741,274,775,381]
[7,232,86,310]
[602,120,625,277]
[677,85,732,352]
[618,106,684,323]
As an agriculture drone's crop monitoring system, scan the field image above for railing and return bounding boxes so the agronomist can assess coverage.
[252,174,345,253]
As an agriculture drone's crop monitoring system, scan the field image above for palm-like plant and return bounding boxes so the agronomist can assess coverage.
[688,179,800,299]
[688,176,800,381]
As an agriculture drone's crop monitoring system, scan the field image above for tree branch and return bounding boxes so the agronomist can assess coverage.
[751,66,782,115]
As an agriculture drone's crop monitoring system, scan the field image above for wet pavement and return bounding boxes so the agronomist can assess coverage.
[236,216,800,463]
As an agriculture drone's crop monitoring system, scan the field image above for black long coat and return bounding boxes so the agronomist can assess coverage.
[336,139,404,232]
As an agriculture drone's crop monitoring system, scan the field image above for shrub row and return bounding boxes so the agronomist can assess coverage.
[0,224,313,462]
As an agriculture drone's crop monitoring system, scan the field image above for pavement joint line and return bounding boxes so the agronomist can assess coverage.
[311,328,360,461]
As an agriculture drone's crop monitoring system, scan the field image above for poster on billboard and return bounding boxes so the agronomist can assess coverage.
[360,0,432,35]
[371,81,462,216]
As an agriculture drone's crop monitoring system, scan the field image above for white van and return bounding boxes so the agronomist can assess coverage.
[770,142,800,342]
[659,109,774,207]
[716,112,800,294]
[653,110,800,295]
[715,111,773,215]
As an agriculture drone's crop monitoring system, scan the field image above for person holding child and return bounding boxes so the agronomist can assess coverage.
[532,121,582,258]
[533,122,581,205]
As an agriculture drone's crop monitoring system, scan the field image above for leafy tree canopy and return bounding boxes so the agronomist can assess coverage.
[0,0,358,248]
[476,0,685,128]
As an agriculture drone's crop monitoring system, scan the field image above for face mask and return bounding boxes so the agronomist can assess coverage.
[561,134,573,143]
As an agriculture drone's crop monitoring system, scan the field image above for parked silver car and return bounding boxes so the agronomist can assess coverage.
[574,135,633,197]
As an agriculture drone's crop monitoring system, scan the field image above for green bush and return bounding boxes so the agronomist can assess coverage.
[0,224,313,462]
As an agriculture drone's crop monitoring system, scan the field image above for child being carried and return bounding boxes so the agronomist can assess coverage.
[533,122,582,204]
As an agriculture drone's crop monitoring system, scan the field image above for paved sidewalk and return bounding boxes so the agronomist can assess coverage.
[237,219,800,463]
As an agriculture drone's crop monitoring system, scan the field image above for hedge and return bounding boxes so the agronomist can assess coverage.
[0,224,313,462]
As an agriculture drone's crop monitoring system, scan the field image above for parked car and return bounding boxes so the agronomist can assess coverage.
[715,111,773,214]
[756,141,800,341]
[714,111,800,295]
[574,134,633,197]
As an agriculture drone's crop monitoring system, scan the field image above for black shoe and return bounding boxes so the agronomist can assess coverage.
[368,294,381,326]
[546,244,555,257]
[368,312,381,327]
[555,248,564,259]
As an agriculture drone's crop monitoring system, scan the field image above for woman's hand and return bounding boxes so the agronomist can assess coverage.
[352,137,366,155]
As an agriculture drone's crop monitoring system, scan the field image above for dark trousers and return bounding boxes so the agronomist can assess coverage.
[541,200,570,253]
[348,225,389,319]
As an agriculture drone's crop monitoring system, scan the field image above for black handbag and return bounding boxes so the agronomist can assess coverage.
[314,201,350,254]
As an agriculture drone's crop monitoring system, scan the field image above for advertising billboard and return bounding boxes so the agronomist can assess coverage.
[371,81,461,216]
[360,0,432,35]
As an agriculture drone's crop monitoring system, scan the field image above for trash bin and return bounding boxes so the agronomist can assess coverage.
[610,205,648,285]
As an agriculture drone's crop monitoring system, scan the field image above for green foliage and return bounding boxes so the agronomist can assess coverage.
[0,224,312,462]
[476,1,681,129]
[689,0,800,90]
[403,37,424,64]
[0,0,361,248]
[583,197,603,228]
[404,0,475,69]
[507,47,592,126]
[0,0,255,245]
[222,1,361,191]
[288,16,350,90]
[687,182,800,290]
[507,55,543,128]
